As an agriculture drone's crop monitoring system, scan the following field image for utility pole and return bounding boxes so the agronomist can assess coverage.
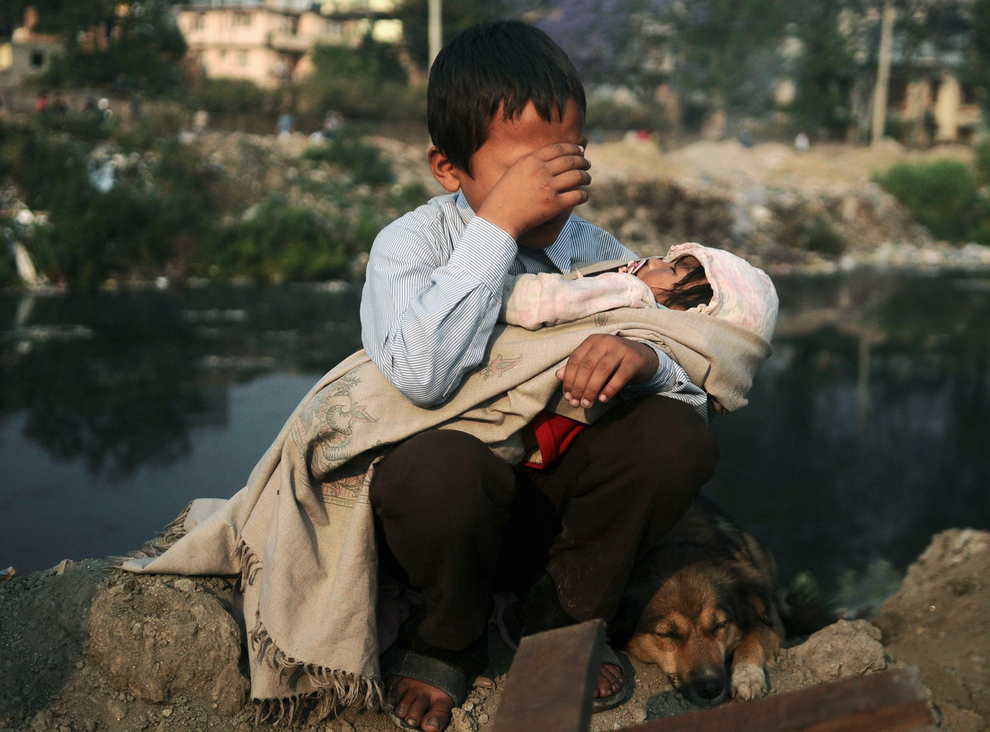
[871,0,896,146]
[428,0,442,69]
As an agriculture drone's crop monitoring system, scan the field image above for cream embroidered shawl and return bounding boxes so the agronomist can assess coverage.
[121,301,771,721]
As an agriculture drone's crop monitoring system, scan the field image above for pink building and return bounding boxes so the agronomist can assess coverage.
[176,0,403,88]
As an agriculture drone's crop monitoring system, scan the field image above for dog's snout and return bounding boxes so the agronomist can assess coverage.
[690,674,725,702]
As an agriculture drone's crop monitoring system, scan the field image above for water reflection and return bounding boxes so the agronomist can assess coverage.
[708,271,990,586]
[0,286,363,480]
[1,273,988,585]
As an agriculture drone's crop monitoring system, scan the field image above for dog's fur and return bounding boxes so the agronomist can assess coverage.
[610,497,792,704]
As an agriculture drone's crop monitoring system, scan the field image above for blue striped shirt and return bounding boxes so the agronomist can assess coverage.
[360,192,707,420]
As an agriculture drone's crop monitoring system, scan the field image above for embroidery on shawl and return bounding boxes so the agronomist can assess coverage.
[479,353,522,380]
[290,368,378,475]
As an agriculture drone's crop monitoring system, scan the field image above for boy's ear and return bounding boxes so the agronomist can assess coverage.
[428,146,464,194]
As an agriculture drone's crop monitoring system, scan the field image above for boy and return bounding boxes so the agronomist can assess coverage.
[361,21,719,732]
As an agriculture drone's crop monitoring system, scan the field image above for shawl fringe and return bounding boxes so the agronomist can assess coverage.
[248,613,385,724]
[110,502,195,566]
[238,540,385,725]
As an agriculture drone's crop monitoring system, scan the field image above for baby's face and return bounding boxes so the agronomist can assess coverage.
[636,256,704,310]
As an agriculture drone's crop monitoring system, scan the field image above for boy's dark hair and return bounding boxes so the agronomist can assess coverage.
[427,20,586,176]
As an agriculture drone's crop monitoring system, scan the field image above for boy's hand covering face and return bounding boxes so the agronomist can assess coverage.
[429,99,590,249]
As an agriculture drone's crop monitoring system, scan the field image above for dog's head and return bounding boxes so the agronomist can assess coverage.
[622,560,774,705]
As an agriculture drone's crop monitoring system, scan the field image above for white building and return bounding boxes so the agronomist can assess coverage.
[176,0,402,88]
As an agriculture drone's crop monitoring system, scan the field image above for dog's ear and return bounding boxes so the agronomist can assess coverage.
[728,580,775,629]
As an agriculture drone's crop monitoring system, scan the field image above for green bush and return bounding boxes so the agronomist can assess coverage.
[800,216,847,256]
[303,132,395,186]
[977,140,990,187]
[296,40,425,122]
[36,111,111,142]
[297,76,425,122]
[0,122,218,289]
[186,78,275,116]
[0,238,16,287]
[43,0,187,96]
[113,106,187,151]
[192,197,350,282]
[586,98,671,132]
[874,159,990,244]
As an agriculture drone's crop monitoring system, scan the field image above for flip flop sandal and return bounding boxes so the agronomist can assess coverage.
[592,644,636,713]
[381,646,468,730]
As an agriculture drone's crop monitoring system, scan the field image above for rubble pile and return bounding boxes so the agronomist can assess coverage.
[2,530,987,731]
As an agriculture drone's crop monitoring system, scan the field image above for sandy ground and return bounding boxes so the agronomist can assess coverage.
[586,137,976,190]
[2,529,987,732]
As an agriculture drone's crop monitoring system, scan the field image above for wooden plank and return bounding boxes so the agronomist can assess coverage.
[491,619,604,732]
[627,668,935,732]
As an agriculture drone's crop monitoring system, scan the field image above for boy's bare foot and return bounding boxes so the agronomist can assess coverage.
[388,662,624,731]
[388,676,454,732]
[597,662,624,698]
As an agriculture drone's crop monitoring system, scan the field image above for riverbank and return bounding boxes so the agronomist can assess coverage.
[1,529,986,732]
[4,125,990,293]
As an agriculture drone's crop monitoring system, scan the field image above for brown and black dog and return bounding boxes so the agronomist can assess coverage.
[610,496,820,705]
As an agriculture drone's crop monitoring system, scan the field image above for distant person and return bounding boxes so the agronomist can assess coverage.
[98,97,112,122]
[83,94,99,117]
[276,110,295,139]
[130,91,142,121]
[113,72,128,95]
[321,109,343,139]
[923,109,938,148]
[739,129,754,148]
[53,94,68,115]
[192,105,210,133]
[35,89,49,114]
[794,131,810,153]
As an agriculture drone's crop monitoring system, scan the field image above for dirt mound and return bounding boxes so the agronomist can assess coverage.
[873,529,990,732]
[4,542,970,732]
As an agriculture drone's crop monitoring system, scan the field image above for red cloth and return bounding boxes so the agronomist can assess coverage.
[524,410,586,470]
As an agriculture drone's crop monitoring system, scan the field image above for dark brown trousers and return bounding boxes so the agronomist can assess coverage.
[369,395,719,651]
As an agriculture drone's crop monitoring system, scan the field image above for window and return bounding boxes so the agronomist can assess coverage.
[190,13,206,31]
[233,12,253,27]
[29,50,44,68]
[219,49,228,60]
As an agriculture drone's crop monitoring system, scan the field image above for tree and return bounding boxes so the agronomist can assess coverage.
[666,0,792,115]
[790,0,860,137]
[7,0,187,95]
[396,0,506,73]
[971,0,990,117]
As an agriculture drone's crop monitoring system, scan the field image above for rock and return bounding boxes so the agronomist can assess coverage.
[85,574,248,715]
[30,710,53,732]
[172,578,196,593]
[788,619,887,682]
[873,529,990,726]
[107,699,127,721]
[449,708,477,732]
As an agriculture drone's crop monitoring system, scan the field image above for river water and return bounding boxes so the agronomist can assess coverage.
[2,271,989,600]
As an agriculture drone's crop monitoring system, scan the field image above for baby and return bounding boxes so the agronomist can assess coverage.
[501,242,778,343]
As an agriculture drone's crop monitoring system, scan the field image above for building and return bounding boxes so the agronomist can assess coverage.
[176,0,403,88]
[0,7,64,88]
[775,6,981,144]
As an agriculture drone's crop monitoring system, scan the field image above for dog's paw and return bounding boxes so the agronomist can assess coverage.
[731,663,767,700]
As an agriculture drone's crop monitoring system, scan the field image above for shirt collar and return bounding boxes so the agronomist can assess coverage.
[454,192,574,273]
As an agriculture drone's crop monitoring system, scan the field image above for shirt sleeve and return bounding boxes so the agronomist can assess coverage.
[623,341,709,423]
[360,213,517,407]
